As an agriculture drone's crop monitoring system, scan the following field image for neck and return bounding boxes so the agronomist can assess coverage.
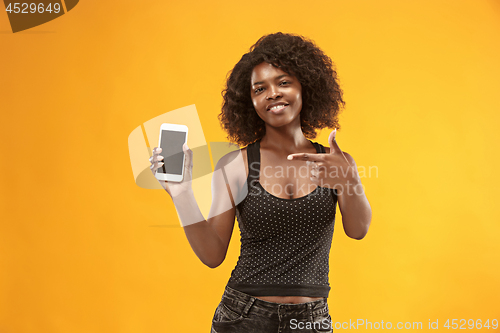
[260,124,311,153]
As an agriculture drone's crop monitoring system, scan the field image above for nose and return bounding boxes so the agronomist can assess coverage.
[266,85,282,100]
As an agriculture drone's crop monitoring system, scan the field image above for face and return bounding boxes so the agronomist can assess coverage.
[250,62,302,130]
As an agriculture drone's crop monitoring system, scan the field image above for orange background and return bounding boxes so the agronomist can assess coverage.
[1,0,499,332]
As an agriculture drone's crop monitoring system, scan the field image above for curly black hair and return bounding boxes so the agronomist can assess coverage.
[219,32,345,147]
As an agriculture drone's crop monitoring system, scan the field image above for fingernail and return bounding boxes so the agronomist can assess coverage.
[158,162,164,166]
[287,155,292,160]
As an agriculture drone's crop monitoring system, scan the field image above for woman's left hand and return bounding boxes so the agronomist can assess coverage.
[287,129,359,193]
[289,129,371,239]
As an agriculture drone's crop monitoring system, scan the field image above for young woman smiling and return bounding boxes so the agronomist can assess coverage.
[150,33,371,333]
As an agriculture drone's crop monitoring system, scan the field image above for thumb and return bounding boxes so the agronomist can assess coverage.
[183,143,193,167]
[328,129,337,154]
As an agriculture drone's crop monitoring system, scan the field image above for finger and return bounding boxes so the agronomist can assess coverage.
[328,129,341,154]
[306,161,318,169]
[287,153,325,161]
[149,155,164,163]
[310,171,319,182]
[150,161,164,172]
[183,143,193,170]
[328,130,351,164]
[310,168,318,177]
[155,148,162,158]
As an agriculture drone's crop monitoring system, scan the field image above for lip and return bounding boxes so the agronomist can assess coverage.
[268,105,288,114]
[267,102,289,113]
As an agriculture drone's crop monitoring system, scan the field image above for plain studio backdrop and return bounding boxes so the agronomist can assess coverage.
[1,0,499,332]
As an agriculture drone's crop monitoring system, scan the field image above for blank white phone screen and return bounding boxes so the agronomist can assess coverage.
[158,130,186,175]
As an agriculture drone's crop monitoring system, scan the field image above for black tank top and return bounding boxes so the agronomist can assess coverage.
[227,140,338,297]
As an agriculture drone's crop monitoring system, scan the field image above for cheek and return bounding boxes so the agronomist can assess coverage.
[294,91,303,110]
[252,99,258,109]
[252,96,264,111]
[250,95,258,108]
[251,98,264,119]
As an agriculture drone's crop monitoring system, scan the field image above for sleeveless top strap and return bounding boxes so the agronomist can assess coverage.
[310,141,326,153]
[246,140,261,188]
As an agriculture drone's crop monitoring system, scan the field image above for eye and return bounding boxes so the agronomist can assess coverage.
[279,80,290,86]
[254,87,264,94]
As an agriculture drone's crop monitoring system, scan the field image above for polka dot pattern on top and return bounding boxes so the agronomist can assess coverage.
[227,140,337,297]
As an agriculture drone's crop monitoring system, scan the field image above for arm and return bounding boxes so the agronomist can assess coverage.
[174,182,235,268]
[336,152,372,240]
[152,146,245,268]
[286,129,372,240]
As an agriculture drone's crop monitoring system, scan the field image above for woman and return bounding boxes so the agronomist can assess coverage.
[150,32,371,333]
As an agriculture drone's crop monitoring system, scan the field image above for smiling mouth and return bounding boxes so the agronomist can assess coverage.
[267,104,289,112]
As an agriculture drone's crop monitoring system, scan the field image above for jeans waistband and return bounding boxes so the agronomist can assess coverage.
[222,285,329,319]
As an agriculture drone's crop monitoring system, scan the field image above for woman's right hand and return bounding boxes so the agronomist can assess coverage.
[150,144,194,198]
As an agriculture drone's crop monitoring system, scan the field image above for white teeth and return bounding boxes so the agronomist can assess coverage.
[269,105,286,111]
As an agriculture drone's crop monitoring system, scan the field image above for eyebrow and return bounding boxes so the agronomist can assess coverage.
[251,74,289,86]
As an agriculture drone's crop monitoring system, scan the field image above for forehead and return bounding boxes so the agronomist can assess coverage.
[251,62,290,84]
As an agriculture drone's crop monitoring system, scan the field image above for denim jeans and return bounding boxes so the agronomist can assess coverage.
[211,286,333,333]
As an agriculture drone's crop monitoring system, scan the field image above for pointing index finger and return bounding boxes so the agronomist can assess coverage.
[287,153,324,161]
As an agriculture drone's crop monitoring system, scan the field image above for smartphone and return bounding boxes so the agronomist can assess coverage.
[155,123,188,182]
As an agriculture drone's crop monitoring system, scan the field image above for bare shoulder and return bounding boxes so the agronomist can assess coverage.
[214,147,248,183]
[214,147,247,170]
